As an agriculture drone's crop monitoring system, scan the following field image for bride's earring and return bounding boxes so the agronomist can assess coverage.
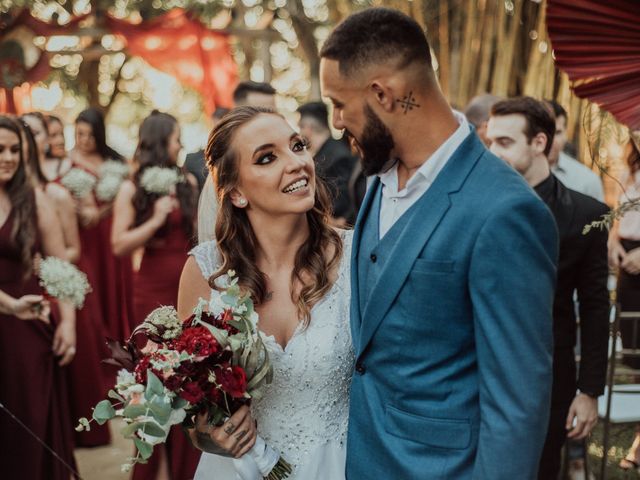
[238,198,247,207]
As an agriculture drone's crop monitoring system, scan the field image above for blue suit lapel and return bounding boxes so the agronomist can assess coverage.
[356,132,485,358]
[350,178,380,354]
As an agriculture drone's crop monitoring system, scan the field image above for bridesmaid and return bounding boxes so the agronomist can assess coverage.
[20,115,111,447]
[69,107,135,342]
[21,113,80,263]
[112,111,199,480]
[44,114,73,182]
[0,115,77,479]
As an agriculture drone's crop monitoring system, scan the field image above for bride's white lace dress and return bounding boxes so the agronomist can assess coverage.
[190,231,354,480]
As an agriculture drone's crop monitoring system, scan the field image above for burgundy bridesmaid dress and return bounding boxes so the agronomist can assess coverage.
[52,173,112,447]
[75,163,135,342]
[131,207,201,480]
[0,210,78,479]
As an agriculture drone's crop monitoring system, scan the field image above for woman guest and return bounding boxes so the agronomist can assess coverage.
[70,107,135,342]
[609,134,640,471]
[112,111,199,480]
[44,114,73,182]
[21,113,80,263]
[0,115,77,479]
[20,115,112,447]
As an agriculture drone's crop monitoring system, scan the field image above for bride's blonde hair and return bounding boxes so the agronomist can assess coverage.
[205,106,343,324]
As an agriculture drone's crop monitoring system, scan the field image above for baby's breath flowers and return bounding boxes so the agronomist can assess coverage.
[60,168,97,199]
[140,167,183,195]
[96,160,130,202]
[38,257,91,308]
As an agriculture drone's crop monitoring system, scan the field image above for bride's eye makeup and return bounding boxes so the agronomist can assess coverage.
[255,151,277,165]
[292,137,309,152]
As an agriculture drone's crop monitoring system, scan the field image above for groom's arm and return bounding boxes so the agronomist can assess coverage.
[469,195,558,479]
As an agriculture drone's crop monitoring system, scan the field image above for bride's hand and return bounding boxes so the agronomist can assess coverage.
[190,406,258,458]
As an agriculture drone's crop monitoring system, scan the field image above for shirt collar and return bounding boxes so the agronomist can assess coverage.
[378,110,471,196]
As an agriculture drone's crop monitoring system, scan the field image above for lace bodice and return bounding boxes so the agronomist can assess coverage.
[190,232,354,473]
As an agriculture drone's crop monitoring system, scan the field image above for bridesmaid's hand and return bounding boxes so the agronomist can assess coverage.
[150,196,176,226]
[189,406,258,458]
[12,295,50,323]
[53,320,76,366]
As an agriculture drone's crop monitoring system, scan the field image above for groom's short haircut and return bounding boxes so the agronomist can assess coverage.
[491,97,556,156]
[320,8,432,76]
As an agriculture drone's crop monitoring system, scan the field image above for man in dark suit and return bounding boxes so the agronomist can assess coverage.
[184,107,229,191]
[297,102,357,225]
[487,97,609,479]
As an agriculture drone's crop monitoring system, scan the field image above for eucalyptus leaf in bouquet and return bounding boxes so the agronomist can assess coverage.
[140,167,183,195]
[60,168,97,199]
[38,257,92,309]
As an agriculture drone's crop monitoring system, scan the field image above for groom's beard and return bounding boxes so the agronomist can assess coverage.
[346,104,395,177]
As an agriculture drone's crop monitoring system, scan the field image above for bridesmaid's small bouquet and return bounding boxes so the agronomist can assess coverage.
[140,166,183,195]
[77,271,291,479]
[38,256,91,308]
[96,160,130,202]
[60,168,97,199]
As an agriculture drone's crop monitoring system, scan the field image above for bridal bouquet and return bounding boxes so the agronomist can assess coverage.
[60,168,97,199]
[77,271,291,479]
[96,160,130,202]
[140,166,183,195]
[38,256,91,309]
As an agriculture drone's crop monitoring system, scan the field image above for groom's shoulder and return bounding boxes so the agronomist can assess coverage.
[464,149,541,208]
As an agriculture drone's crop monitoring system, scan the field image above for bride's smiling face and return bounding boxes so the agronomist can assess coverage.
[230,114,316,216]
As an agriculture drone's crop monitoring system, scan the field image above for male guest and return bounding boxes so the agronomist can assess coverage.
[546,100,605,202]
[487,97,609,479]
[464,94,501,146]
[233,80,276,109]
[298,102,357,225]
[184,107,229,191]
[320,8,558,479]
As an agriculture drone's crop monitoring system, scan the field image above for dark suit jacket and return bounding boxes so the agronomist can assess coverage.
[535,174,609,396]
[184,150,207,191]
[314,138,357,220]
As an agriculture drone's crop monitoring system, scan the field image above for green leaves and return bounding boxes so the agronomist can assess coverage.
[92,400,116,425]
[133,438,153,461]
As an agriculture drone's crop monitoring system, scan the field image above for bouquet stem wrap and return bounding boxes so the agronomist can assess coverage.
[233,436,291,480]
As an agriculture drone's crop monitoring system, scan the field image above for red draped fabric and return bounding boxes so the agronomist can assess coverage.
[547,0,640,130]
[1,8,237,115]
[106,9,237,115]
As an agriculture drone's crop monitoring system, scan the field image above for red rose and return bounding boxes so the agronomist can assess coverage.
[180,381,205,404]
[215,364,247,398]
[172,327,219,356]
[163,374,184,392]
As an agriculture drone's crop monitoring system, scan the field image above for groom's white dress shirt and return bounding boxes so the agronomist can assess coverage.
[377,111,471,239]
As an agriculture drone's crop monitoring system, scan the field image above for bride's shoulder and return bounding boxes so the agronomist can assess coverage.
[333,227,354,256]
[189,240,220,279]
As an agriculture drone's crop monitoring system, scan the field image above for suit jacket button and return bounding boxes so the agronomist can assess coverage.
[370,254,377,263]
[355,361,366,375]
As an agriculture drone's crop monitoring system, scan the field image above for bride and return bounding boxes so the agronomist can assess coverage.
[177,106,353,479]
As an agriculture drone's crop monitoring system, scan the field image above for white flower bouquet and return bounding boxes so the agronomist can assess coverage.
[60,168,97,199]
[38,257,92,309]
[140,167,183,195]
[96,160,130,202]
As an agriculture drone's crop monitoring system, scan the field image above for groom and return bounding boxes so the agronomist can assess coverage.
[320,8,558,479]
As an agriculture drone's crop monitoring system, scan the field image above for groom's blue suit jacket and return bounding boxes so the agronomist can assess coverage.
[347,132,558,479]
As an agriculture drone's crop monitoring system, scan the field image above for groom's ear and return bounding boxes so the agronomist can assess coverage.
[369,80,395,114]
